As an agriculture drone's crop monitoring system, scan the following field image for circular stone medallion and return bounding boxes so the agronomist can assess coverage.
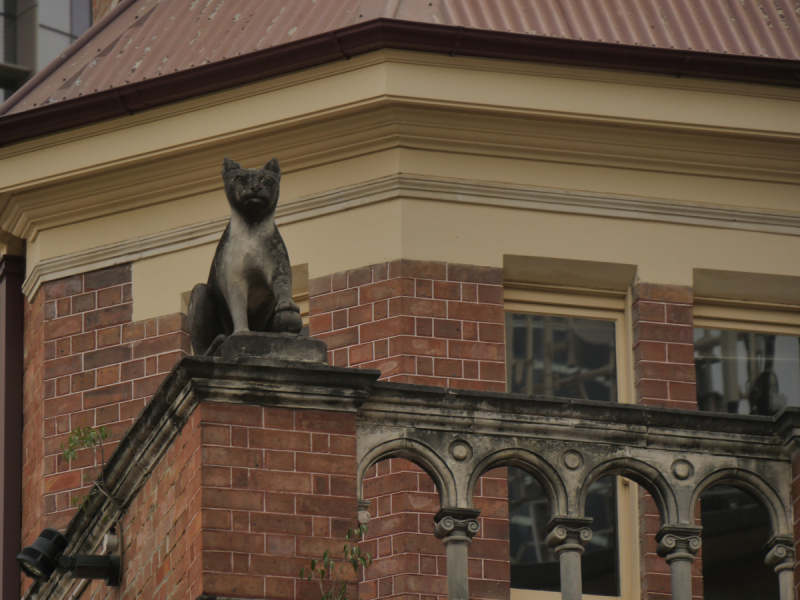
[562,450,584,470]
[449,440,473,461]
[671,459,694,480]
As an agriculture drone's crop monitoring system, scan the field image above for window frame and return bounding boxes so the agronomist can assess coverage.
[504,282,640,600]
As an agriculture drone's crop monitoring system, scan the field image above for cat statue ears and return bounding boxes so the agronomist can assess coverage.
[222,157,281,180]
[264,157,281,179]
[222,157,241,172]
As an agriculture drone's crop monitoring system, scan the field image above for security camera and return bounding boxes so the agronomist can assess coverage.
[16,528,121,586]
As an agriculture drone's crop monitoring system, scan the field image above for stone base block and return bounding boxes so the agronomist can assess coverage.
[213,331,328,363]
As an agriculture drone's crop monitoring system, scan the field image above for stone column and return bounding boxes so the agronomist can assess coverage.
[765,536,795,600]
[434,508,481,600]
[546,517,593,600]
[656,526,702,600]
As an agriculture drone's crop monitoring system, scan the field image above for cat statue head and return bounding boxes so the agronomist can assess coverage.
[221,157,282,222]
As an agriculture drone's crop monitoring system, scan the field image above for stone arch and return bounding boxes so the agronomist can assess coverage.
[357,438,457,508]
[581,457,678,525]
[690,468,791,537]
[467,448,568,514]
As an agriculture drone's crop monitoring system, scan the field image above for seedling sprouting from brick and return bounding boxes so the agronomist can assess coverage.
[300,524,372,600]
[61,425,119,513]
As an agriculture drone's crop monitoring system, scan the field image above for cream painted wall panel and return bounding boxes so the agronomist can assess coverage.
[397,149,800,213]
[399,198,800,286]
[385,53,800,135]
[38,190,227,263]
[131,200,403,320]
[0,57,389,190]
[5,50,800,196]
[33,150,401,263]
[133,243,217,322]
[280,200,403,280]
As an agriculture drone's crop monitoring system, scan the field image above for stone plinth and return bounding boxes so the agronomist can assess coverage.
[214,331,328,364]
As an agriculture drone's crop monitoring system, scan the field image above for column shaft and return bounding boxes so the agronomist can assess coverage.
[558,549,584,600]
[668,557,693,600]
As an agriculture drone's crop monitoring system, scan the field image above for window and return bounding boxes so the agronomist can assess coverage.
[695,328,800,416]
[505,283,638,600]
[506,314,617,401]
[37,0,92,70]
[0,0,93,101]
[693,302,798,600]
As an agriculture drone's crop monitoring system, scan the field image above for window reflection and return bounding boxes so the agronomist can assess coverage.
[509,468,620,596]
[701,486,776,600]
[506,314,617,402]
[694,329,800,416]
[506,313,620,595]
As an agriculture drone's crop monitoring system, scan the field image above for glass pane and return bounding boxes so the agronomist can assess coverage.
[506,313,617,401]
[701,486,777,600]
[71,0,91,37]
[509,468,620,595]
[694,329,800,416]
[2,1,15,65]
[37,25,71,70]
[38,0,71,33]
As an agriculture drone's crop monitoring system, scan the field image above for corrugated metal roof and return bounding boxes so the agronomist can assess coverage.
[3,0,800,117]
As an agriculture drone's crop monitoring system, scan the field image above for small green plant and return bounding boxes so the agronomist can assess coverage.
[300,524,372,600]
[61,425,114,512]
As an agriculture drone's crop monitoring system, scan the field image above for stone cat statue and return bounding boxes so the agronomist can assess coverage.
[188,157,303,355]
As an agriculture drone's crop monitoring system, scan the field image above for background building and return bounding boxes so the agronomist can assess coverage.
[1,1,799,599]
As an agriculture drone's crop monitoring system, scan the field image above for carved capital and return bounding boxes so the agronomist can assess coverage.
[765,536,795,573]
[357,499,371,525]
[656,526,702,564]
[434,508,481,545]
[545,517,593,556]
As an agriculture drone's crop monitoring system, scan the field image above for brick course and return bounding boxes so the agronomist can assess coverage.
[21,293,44,596]
[310,260,509,600]
[32,265,191,533]
[632,283,702,600]
[309,260,505,393]
[632,283,696,410]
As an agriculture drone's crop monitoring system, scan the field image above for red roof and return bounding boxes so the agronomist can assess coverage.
[2,0,799,142]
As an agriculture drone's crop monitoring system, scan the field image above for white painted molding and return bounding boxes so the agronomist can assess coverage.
[23,174,800,298]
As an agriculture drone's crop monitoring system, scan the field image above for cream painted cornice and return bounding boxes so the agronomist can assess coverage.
[4,97,800,242]
[23,173,800,299]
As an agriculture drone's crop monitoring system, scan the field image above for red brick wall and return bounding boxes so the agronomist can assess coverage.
[33,265,190,534]
[75,401,361,600]
[309,260,509,600]
[309,260,506,393]
[632,283,696,410]
[360,460,509,600]
[632,283,702,600]
[21,293,44,596]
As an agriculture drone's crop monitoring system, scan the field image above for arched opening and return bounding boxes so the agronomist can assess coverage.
[359,457,509,600]
[700,485,777,600]
[508,468,620,596]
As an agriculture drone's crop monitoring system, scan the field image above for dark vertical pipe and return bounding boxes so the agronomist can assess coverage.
[0,255,24,600]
